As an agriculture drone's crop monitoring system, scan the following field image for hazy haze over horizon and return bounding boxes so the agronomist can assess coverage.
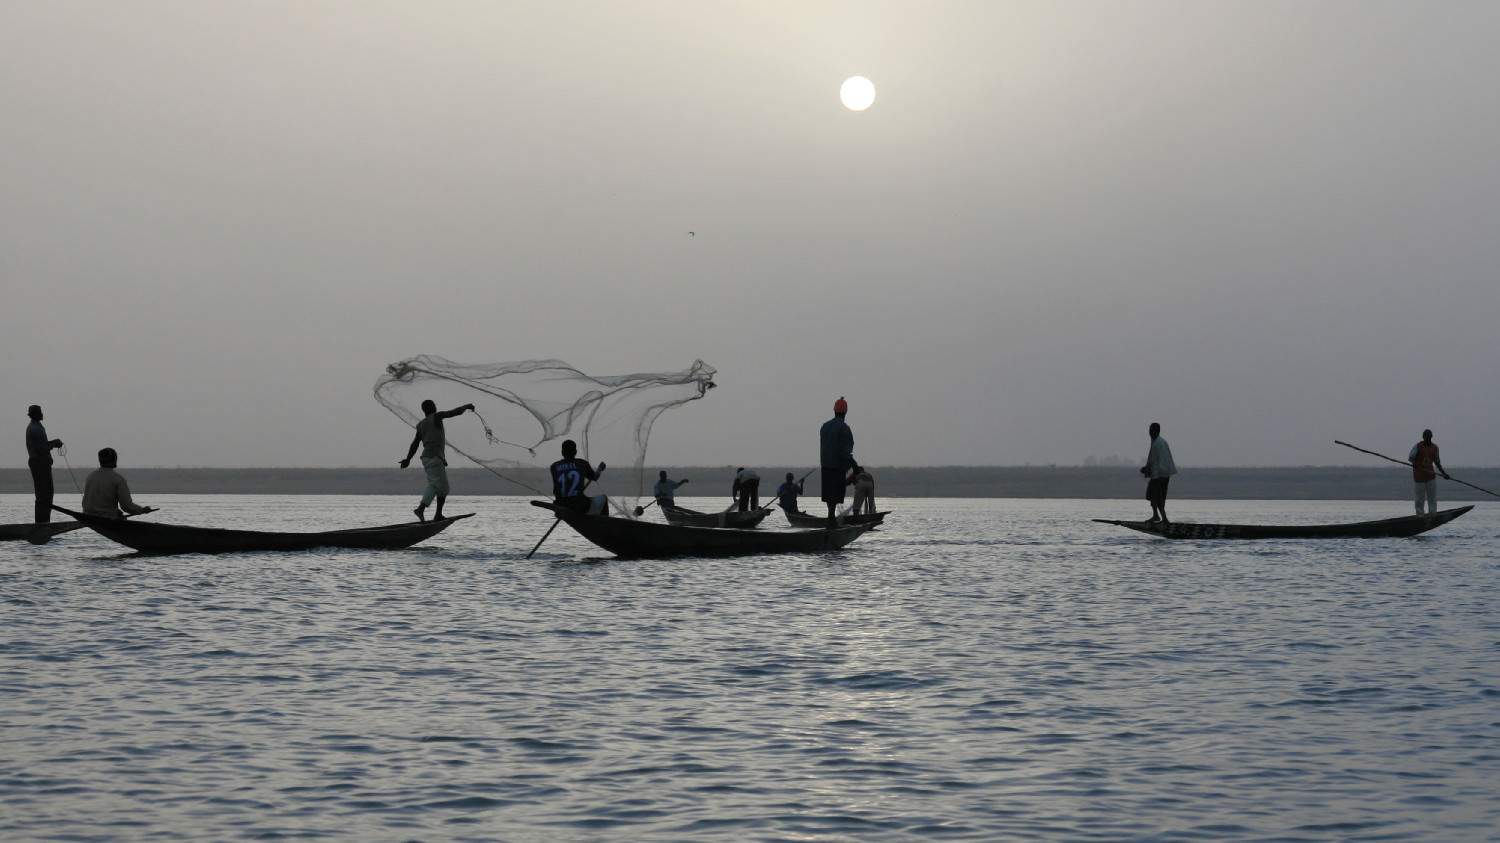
[5,2,1496,469]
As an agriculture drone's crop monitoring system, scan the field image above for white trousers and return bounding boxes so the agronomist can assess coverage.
[1414,480,1437,515]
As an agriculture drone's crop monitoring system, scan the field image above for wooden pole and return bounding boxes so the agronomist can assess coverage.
[1334,440,1500,500]
[525,518,562,559]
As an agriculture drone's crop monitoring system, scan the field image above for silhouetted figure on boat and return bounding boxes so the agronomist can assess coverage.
[1409,429,1449,516]
[820,397,855,528]
[399,399,474,521]
[25,404,63,523]
[1141,422,1177,524]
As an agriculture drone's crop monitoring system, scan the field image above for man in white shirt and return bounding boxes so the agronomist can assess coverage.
[1140,422,1177,524]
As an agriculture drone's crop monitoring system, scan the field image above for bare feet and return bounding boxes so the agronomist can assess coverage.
[414,506,426,522]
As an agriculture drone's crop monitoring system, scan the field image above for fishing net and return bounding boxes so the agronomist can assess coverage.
[374,356,716,515]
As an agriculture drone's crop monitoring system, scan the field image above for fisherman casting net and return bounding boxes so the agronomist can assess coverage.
[374,357,716,516]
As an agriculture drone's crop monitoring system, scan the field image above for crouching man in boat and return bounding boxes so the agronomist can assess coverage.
[848,465,876,515]
[82,448,154,518]
[551,439,608,516]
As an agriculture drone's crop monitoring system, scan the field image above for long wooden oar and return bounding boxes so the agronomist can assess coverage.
[525,518,562,559]
[1334,440,1500,500]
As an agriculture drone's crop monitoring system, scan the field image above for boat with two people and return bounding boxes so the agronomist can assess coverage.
[1094,505,1473,540]
[53,505,472,555]
[532,500,874,559]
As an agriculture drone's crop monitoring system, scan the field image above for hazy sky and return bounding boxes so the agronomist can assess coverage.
[4,1,1497,470]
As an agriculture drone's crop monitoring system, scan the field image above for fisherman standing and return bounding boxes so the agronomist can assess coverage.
[25,405,64,523]
[398,399,475,521]
[1140,422,1177,524]
[819,397,856,529]
[1409,429,1449,516]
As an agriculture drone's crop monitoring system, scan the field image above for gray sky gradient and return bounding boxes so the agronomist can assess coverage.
[4,1,1496,469]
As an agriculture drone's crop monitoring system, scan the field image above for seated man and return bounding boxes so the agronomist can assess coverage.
[82,448,154,518]
[550,439,608,515]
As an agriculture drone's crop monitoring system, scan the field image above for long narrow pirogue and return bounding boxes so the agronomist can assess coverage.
[1094,505,1472,539]
[659,503,770,528]
[54,506,472,555]
[533,500,874,559]
[783,509,888,528]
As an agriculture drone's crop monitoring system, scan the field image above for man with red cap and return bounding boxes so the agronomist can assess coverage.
[819,396,855,528]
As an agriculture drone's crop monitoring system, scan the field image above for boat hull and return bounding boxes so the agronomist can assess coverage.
[54,506,473,555]
[534,501,873,559]
[783,509,888,528]
[660,504,769,529]
[1094,505,1473,539]
[0,521,87,544]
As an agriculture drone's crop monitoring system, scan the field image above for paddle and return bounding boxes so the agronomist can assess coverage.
[525,517,562,559]
[1334,440,1500,500]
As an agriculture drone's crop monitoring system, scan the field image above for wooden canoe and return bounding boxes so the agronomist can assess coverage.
[1094,505,1473,539]
[0,520,88,545]
[783,509,888,528]
[532,500,874,559]
[660,503,769,529]
[53,506,473,555]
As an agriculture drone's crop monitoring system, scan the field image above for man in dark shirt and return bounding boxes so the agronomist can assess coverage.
[776,472,805,514]
[25,405,63,523]
[550,439,608,515]
[819,397,855,528]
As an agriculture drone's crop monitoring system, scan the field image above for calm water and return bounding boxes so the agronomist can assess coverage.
[3,494,1498,842]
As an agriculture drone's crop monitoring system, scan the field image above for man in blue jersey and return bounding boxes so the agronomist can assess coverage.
[551,439,608,515]
[819,396,856,529]
[399,399,475,521]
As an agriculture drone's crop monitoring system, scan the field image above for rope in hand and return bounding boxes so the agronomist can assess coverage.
[58,444,82,493]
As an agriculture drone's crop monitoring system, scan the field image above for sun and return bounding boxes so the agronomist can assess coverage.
[839,76,876,112]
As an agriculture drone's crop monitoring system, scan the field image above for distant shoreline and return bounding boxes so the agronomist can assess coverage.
[5,466,1497,501]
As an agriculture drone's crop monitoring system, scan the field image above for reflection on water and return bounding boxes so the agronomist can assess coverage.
[3,495,1498,840]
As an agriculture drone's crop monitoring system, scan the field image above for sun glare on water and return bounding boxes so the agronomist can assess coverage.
[840,76,876,111]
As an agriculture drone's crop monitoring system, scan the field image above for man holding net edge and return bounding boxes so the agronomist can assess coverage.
[398,399,475,521]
